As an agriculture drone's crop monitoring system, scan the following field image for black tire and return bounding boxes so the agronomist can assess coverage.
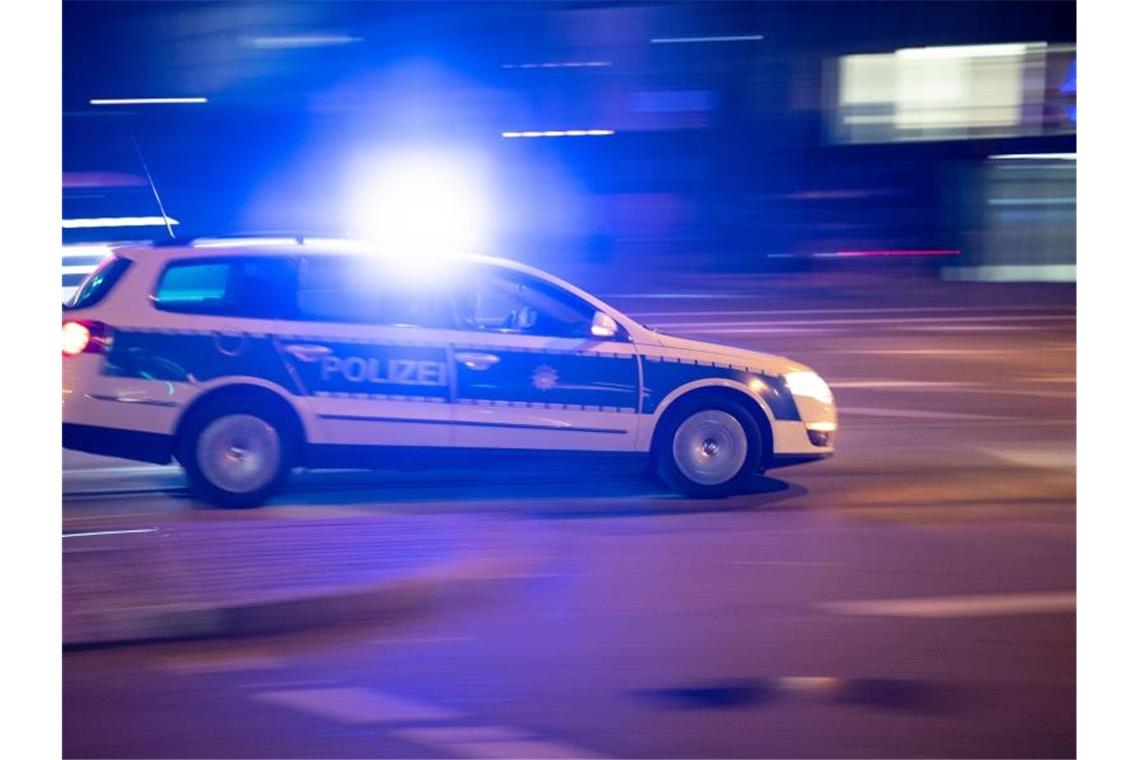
[655,397,764,498]
[177,394,298,508]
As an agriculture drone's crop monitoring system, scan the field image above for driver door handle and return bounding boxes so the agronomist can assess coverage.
[454,351,500,371]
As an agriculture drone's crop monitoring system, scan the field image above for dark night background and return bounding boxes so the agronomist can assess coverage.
[63,1,1075,273]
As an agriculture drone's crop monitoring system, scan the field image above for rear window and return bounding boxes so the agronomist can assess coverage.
[152,257,295,318]
[65,255,131,310]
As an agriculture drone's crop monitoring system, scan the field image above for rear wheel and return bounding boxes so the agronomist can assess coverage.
[657,398,763,498]
[178,397,297,508]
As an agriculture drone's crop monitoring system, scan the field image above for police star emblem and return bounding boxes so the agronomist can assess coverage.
[531,364,559,390]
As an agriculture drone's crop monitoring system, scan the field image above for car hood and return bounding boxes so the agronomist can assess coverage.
[639,330,811,375]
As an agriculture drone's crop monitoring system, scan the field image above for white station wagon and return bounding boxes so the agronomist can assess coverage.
[62,239,837,506]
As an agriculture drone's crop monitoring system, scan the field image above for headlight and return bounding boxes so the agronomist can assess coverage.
[784,370,833,404]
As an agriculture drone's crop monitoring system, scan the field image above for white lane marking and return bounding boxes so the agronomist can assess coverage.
[820,591,1075,618]
[256,505,386,520]
[393,726,601,757]
[649,314,1074,329]
[445,739,599,759]
[393,727,530,744]
[241,679,342,690]
[252,688,461,724]
[629,305,1072,318]
[905,325,1047,332]
[981,447,1076,470]
[662,326,838,335]
[64,465,181,478]
[830,381,1073,399]
[253,692,602,758]
[733,560,848,567]
[834,348,1072,356]
[62,528,157,538]
[158,656,284,675]
[1026,375,1076,383]
[65,518,155,528]
[371,636,473,646]
[840,406,1013,420]
[982,388,1074,400]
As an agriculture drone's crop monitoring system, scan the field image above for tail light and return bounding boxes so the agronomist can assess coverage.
[62,320,112,356]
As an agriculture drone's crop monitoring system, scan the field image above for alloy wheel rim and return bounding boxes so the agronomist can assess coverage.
[672,409,748,486]
[197,414,280,493]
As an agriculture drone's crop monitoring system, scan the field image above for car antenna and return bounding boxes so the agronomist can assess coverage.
[130,134,176,240]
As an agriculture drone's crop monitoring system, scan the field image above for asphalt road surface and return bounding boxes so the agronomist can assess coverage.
[63,273,1076,759]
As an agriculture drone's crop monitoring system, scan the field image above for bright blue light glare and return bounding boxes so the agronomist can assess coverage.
[1060,61,1076,95]
[346,150,495,269]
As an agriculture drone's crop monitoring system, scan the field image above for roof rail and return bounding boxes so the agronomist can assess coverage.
[181,230,353,247]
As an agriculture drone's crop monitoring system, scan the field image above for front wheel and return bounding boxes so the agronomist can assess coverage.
[178,399,296,508]
[657,399,764,498]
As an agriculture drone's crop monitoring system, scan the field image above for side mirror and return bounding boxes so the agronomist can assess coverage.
[590,311,620,339]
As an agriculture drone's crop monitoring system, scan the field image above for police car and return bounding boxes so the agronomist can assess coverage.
[63,239,837,506]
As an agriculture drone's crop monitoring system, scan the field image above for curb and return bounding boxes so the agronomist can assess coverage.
[63,544,540,649]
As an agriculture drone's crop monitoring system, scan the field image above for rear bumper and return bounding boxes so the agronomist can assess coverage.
[63,423,174,465]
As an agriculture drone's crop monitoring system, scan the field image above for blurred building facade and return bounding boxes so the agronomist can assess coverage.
[63,1,1076,280]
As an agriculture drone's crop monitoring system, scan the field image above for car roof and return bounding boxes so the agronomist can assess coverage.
[111,238,542,276]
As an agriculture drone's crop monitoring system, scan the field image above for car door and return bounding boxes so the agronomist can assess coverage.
[447,264,641,452]
[101,255,302,414]
[277,255,454,449]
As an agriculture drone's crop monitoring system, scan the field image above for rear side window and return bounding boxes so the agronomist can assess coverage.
[65,256,131,310]
[295,256,453,328]
[157,263,229,303]
[153,257,295,318]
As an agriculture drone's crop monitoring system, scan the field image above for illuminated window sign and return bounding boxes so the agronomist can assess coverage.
[829,43,1075,143]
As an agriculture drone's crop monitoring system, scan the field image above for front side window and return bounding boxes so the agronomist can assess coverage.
[295,256,453,328]
[452,267,597,338]
[153,258,294,318]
